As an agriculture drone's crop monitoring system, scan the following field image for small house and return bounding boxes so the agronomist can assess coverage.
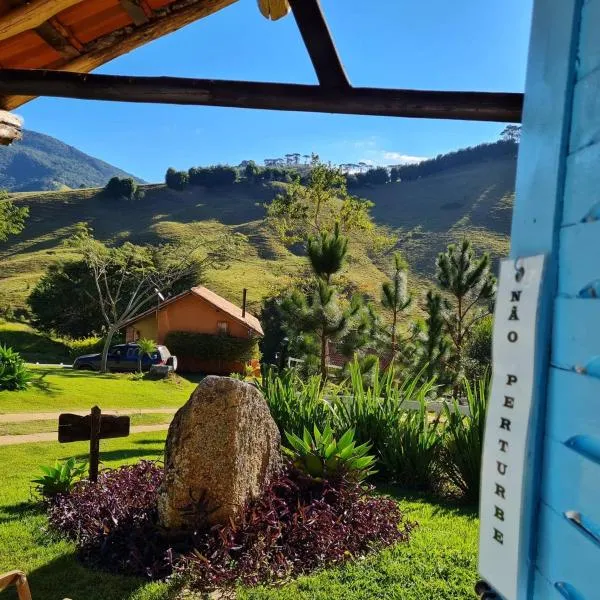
[122,286,263,374]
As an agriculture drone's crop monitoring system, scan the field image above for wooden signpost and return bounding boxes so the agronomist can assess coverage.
[58,406,130,481]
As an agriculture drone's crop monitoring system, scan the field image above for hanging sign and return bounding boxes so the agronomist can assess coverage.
[478,254,545,600]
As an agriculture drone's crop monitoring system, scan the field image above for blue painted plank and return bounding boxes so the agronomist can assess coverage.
[576,0,600,80]
[563,142,600,225]
[541,437,600,525]
[534,572,583,600]
[508,1,583,597]
[510,0,581,258]
[570,68,600,153]
[536,503,600,599]
[558,220,600,296]
[546,368,600,441]
[552,298,600,370]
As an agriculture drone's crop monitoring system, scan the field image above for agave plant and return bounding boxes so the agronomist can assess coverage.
[32,457,88,498]
[283,425,376,482]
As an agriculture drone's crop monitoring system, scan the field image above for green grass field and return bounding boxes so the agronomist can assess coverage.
[0,434,479,600]
[0,367,197,413]
[0,157,514,317]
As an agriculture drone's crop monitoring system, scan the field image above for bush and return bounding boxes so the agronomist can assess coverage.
[0,344,32,390]
[188,165,237,187]
[63,336,104,359]
[33,457,87,498]
[48,461,168,576]
[440,378,489,501]
[49,462,412,587]
[164,331,257,362]
[104,177,139,201]
[283,425,376,482]
[464,315,493,380]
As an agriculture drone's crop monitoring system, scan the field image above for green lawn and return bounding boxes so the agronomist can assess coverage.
[0,434,479,600]
[0,413,173,436]
[0,367,198,413]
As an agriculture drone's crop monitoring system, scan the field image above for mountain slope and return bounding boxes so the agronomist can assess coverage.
[0,130,143,192]
[0,145,516,318]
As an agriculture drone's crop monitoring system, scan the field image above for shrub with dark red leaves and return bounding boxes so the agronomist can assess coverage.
[180,468,414,589]
[48,461,171,577]
[48,461,414,589]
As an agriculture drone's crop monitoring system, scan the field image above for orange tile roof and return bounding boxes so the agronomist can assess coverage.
[190,286,263,335]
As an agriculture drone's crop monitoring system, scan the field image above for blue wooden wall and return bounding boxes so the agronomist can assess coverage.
[509,0,600,597]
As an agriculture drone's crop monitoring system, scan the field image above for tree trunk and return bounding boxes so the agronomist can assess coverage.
[391,309,398,356]
[320,332,329,383]
[100,326,118,374]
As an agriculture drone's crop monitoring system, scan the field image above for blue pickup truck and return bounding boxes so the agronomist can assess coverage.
[72,343,177,372]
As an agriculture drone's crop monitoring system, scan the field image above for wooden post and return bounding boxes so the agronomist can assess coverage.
[89,406,101,482]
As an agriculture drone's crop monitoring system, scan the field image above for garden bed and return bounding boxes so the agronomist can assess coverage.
[0,434,479,600]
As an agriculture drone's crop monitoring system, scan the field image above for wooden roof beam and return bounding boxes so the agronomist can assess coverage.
[0,0,84,43]
[288,0,349,88]
[0,0,239,110]
[35,21,82,59]
[0,69,523,122]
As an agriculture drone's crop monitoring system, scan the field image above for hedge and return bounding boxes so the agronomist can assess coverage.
[164,331,258,362]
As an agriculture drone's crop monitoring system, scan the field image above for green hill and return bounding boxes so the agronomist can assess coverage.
[0,130,143,192]
[0,143,516,319]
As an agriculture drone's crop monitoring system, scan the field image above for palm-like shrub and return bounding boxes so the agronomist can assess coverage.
[284,425,376,482]
[0,343,32,390]
[440,378,489,500]
[136,338,156,373]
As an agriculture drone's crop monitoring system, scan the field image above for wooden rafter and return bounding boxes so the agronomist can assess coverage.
[0,69,524,122]
[0,0,83,43]
[120,0,151,26]
[0,0,238,110]
[288,0,349,88]
[35,21,81,59]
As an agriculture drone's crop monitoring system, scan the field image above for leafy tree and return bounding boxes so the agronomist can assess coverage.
[0,190,28,242]
[243,161,260,182]
[464,314,493,380]
[259,297,287,365]
[188,166,237,187]
[71,226,243,372]
[415,290,451,383]
[165,167,177,188]
[381,252,411,356]
[436,239,496,381]
[500,125,521,143]
[136,338,156,373]
[265,160,380,247]
[165,168,188,191]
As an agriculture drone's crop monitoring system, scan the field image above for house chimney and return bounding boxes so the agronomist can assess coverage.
[242,288,247,318]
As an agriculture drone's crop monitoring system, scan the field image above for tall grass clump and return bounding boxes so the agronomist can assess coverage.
[440,377,489,500]
[333,360,441,487]
[259,368,333,439]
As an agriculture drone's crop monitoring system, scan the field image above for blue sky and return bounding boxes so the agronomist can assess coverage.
[18,0,532,182]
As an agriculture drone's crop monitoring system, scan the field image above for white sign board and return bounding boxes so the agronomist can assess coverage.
[479,255,545,600]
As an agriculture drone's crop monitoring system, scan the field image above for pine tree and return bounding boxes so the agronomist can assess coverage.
[281,224,372,381]
[436,239,496,381]
[381,252,411,356]
[418,290,450,382]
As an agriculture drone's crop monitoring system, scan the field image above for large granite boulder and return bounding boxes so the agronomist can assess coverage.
[158,376,282,529]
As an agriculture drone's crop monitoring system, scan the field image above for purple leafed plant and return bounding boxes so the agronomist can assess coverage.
[48,461,414,588]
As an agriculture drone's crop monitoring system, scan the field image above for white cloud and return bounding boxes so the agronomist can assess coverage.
[381,152,426,164]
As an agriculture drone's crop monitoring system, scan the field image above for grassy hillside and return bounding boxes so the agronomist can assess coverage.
[0,153,515,320]
[0,130,143,192]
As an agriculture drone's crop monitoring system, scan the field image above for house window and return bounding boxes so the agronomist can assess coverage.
[217,321,228,335]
